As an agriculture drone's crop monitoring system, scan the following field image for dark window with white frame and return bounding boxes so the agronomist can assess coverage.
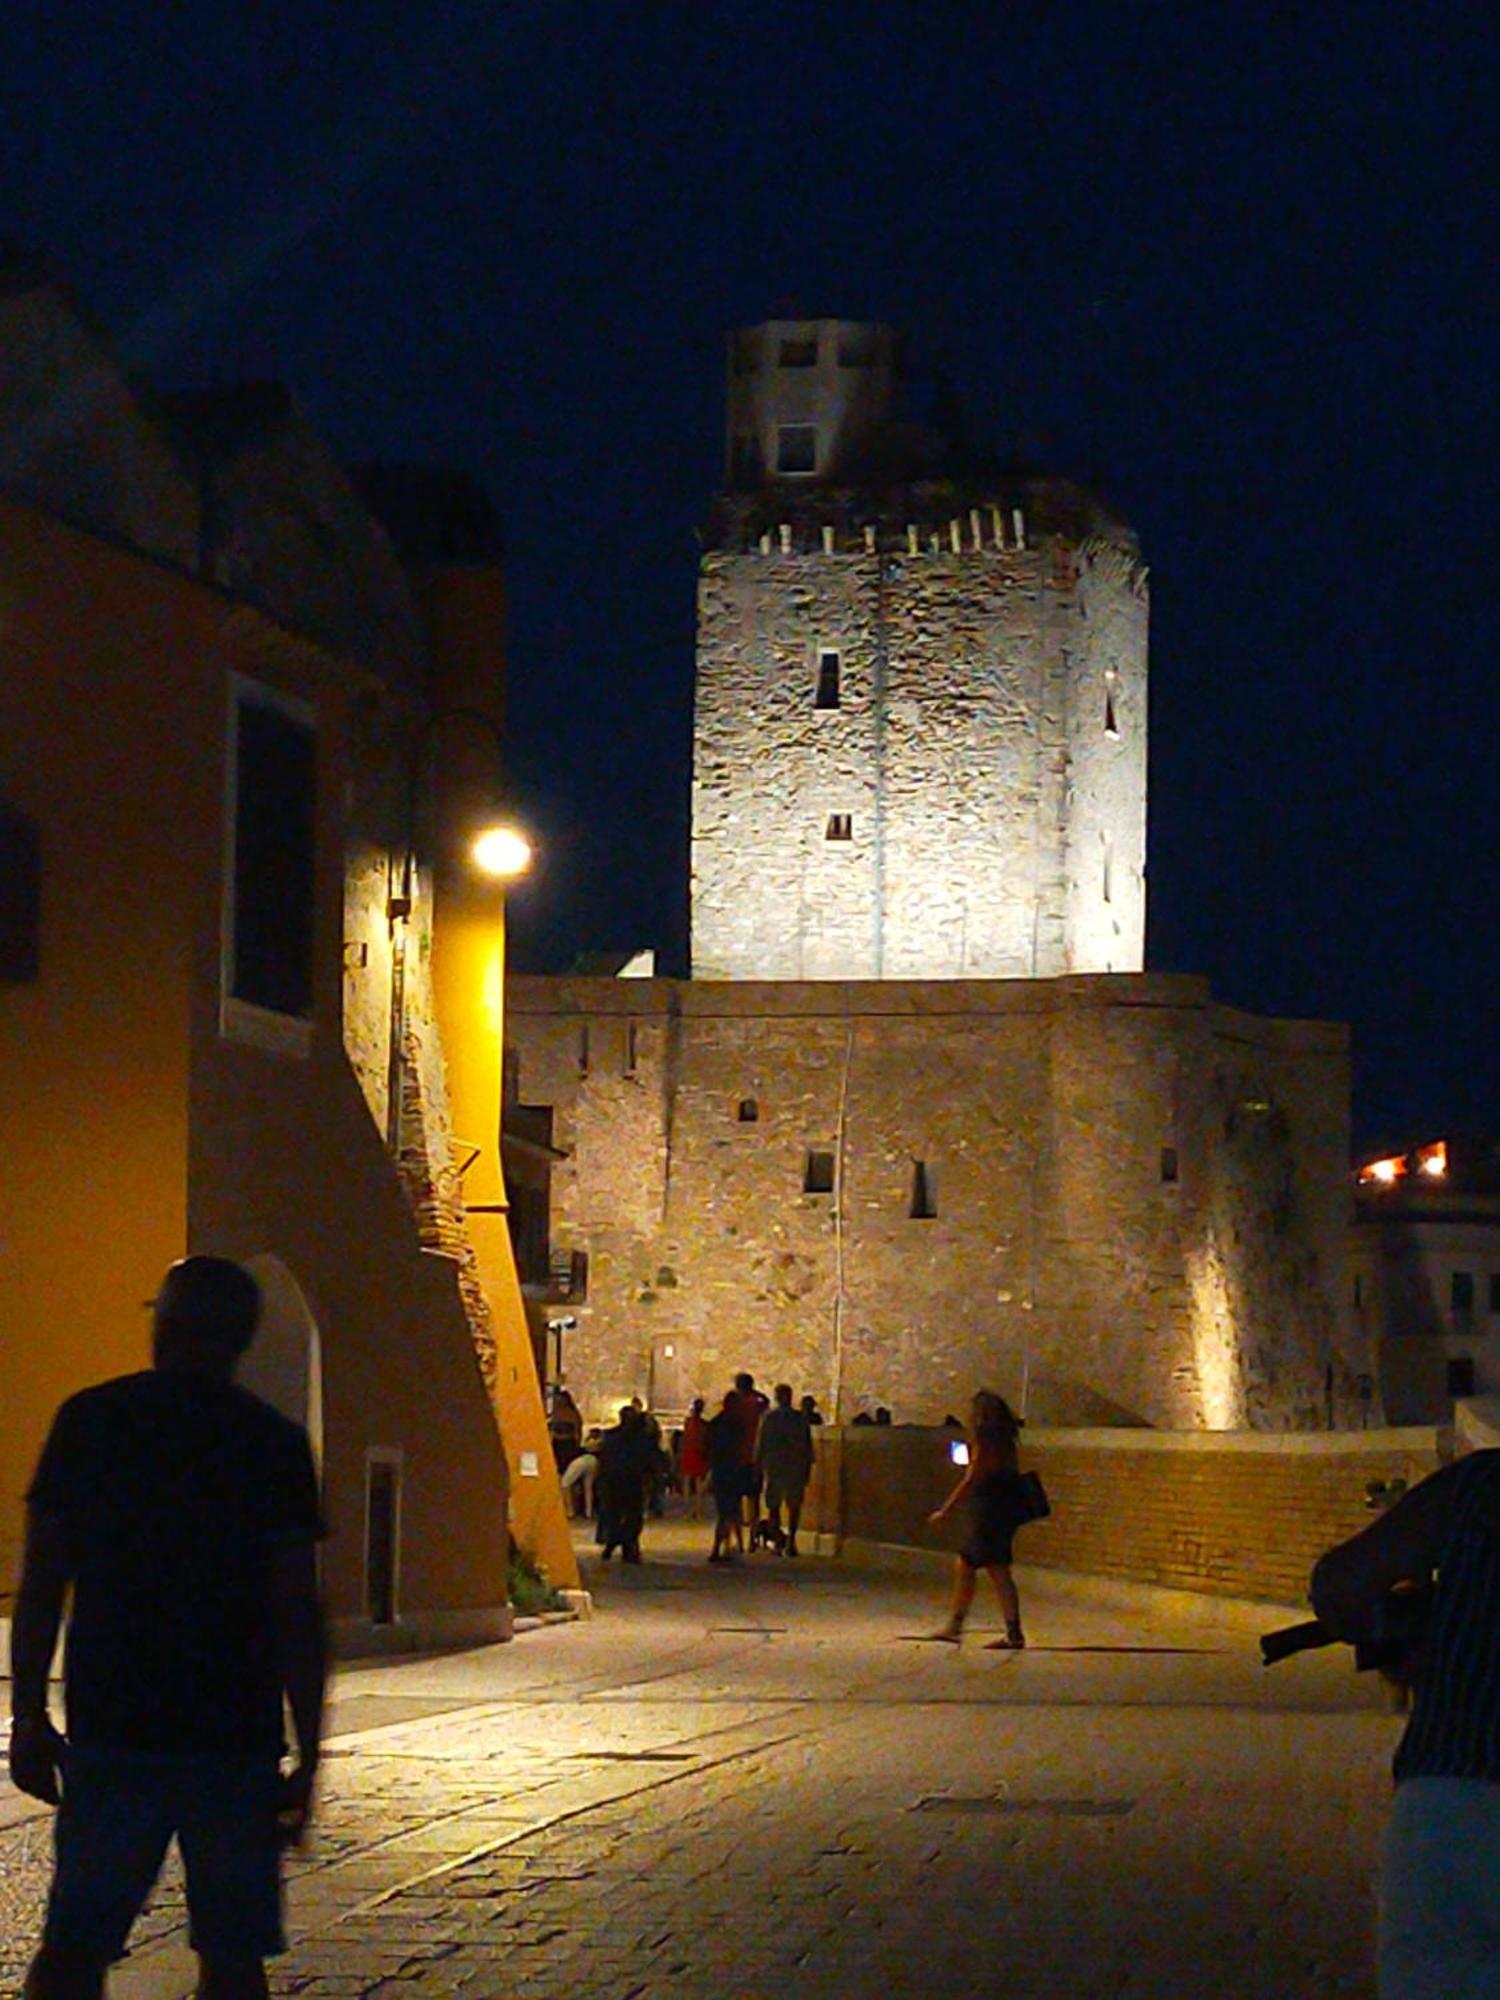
[777,424,817,475]
[225,681,316,1026]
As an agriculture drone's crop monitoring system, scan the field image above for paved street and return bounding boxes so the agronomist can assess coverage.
[2,1522,1402,1998]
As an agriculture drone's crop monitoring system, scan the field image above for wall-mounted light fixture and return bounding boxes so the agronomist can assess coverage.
[386,703,534,1151]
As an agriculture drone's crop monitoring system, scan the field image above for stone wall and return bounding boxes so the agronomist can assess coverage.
[804,1424,1444,1607]
[506,972,1364,1433]
[690,495,1147,983]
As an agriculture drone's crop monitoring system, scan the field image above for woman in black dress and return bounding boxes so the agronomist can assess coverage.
[928,1390,1028,1647]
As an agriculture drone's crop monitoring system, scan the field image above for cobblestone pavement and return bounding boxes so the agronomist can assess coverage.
[2,1524,1401,1997]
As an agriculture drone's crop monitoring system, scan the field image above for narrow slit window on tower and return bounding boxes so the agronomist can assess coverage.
[803,1149,835,1195]
[910,1160,937,1219]
[1160,1146,1179,1185]
[577,1025,590,1076]
[1102,839,1113,905]
[779,335,818,368]
[826,813,853,842]
[777,424,817,475]
[624,1023,638,1076]
[815,650,841,710]
[1104,689,1120,738]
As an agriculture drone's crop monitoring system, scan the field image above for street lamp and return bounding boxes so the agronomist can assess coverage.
[471,822,532,881]
[386,704,531,1154]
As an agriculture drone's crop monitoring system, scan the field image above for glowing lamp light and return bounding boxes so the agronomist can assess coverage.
[1360,1156,1403,1187]
[1416,1141,1449,1179]
[470,824,532,880]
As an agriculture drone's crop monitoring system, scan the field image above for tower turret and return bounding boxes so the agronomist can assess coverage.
[692,320,1149,982]
[724,319,898,486]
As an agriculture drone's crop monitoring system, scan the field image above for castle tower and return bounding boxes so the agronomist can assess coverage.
[691,318,1149,980]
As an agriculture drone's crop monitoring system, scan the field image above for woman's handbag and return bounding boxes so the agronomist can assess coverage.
[1014,1469,1051,1525]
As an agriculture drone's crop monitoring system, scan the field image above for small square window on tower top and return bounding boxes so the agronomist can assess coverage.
[777,424,817,475]
[815,650,841,710]
[779,335,818,368]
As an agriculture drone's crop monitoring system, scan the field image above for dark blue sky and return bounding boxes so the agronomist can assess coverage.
[3,3,1494,1149]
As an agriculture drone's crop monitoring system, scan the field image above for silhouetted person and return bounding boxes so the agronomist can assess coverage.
[928,1390,1028,1648]
[1312,1450,1500,1996]
[706,1393,746,1562]
[596,1406,653,1562]
[548,1386,583,1472]
[9,1256,326,2000]
[756,1384,815,1556]
[799,1395,824,1428]
[727,1372,769,1545]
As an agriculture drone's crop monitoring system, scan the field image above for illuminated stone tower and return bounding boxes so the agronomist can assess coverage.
[691,317,1148,980]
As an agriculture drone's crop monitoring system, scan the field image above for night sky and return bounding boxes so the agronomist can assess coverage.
[3,4,1494,1150]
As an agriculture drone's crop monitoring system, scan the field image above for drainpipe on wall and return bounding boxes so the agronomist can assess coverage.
[829,1020,855,1422]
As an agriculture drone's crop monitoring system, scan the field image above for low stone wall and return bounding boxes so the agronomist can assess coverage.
[804,1425,1445,1607]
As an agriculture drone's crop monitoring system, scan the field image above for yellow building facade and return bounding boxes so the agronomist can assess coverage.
[0,260,574,1638]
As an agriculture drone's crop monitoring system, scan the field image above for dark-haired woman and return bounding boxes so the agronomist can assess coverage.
[928,1390,1028,1647]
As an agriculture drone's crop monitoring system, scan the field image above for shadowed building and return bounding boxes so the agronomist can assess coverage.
[1350,1138,1500,1422]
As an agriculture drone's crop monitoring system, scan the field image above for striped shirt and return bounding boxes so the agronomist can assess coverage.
[1394,1450,1500,1784]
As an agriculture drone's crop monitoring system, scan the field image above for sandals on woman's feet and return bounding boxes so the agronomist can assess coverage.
[986,1626,1027,1650]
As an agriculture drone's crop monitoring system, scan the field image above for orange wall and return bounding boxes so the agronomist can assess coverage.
[0,503,203,1590]
[1,500,510,1630]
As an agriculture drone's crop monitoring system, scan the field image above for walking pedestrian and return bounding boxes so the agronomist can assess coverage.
[756,1384,814,1556]
[927,1390,1029,1648]
[706,1394,746,1562]
[595,1406,654,1562]
[679,1397,711,1519]
[1311,1449,1500,1997]
[8,1257,326,2000]
[727,1372,769,1548]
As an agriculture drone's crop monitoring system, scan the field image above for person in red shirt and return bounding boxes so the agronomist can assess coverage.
[678,1397,711,1519]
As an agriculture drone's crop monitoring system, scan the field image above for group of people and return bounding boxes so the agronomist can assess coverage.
[546,1375,823,1566]
[678,1375,818,1562]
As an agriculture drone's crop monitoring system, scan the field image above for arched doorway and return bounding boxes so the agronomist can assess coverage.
[239,1252,324,1468]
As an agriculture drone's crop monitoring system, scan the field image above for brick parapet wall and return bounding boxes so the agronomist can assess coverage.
[805,1425,1444,1607]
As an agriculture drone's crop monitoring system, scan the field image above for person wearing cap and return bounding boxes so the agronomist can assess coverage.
[8,1256,327,1999]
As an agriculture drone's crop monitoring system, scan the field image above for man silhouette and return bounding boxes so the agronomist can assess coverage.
[8,1257,326,1999]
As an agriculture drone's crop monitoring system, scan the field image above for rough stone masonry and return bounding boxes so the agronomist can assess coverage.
[504,319,1362,1433]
